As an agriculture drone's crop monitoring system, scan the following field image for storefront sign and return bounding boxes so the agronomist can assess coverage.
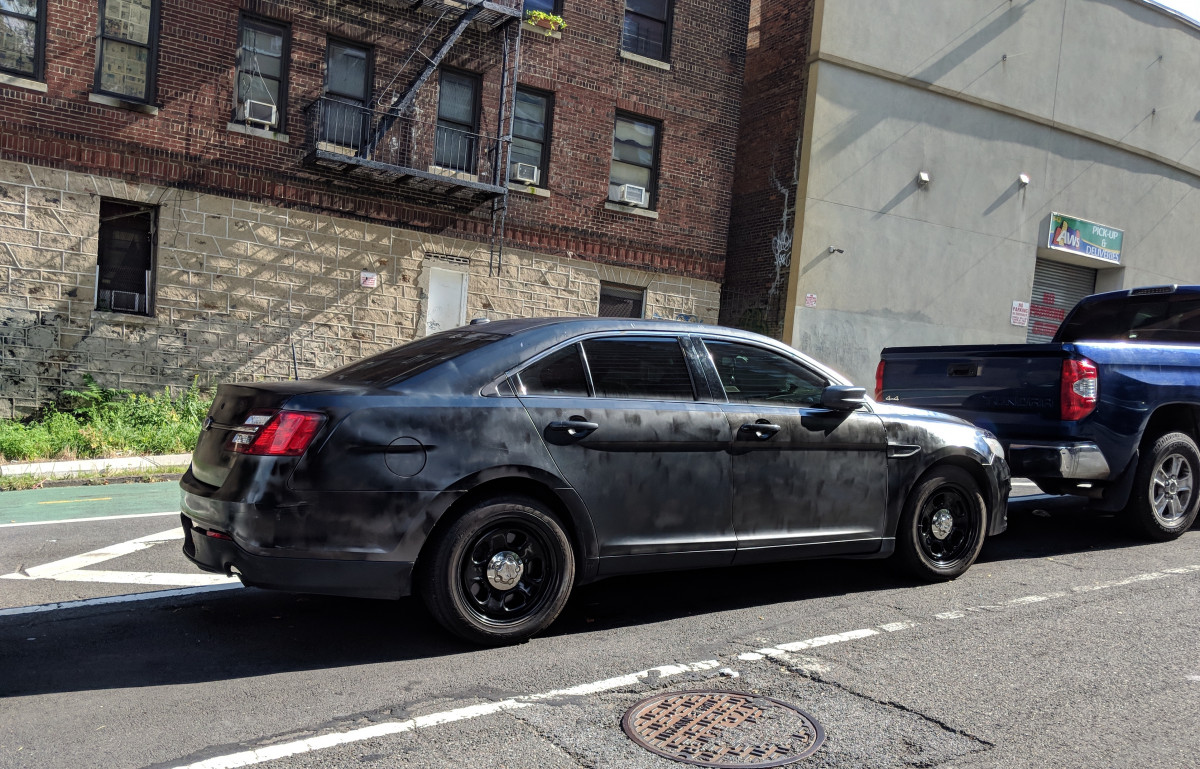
[1011,301,1030,327]
[1047,213,1123,264]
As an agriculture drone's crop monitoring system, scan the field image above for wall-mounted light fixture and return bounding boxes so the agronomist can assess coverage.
[916,171,931,187]
[1018,173,1031,187]
[828,246,844,254]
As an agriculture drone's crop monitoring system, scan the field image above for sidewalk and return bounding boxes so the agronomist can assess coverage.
[0,453,192,480]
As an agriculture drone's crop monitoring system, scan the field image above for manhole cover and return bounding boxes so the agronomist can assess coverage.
[621,690,825,768]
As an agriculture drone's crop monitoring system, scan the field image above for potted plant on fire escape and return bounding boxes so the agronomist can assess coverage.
[525,10,566,35]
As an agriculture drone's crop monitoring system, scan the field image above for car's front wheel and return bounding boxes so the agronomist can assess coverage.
[420,496,575,645]
[896,466,987,581]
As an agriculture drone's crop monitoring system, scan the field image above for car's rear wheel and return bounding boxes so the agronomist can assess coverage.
[1126,431,1200,541]
[421,496,575,645]
[896,466,987,581]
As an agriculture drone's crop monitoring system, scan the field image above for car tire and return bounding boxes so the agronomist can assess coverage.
[1125,431,1200,541]
[420,496,575,646]
[896,466,987,581]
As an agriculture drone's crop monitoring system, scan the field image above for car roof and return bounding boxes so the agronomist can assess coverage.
[409,317,852,394]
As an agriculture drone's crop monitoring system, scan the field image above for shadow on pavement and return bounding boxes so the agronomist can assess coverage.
[0,494,1191,698]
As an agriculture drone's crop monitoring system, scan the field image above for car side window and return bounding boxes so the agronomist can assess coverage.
[582,337,696,401]
[704,340,827,406]
[514,344,590,397]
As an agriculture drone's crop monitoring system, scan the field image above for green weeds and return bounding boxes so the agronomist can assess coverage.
[0,376,214,463]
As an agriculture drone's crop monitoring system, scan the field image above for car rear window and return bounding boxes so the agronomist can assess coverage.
[318,330,503,386]
[582,337,696,401]
[1057,297,1200,344]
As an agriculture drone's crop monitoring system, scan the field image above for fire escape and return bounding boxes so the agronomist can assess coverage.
[304,0,524,255]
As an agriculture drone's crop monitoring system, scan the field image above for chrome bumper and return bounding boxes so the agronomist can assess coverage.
[1006,442,1111,480]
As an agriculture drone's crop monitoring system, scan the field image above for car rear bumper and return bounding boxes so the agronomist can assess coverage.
[1005,441,1111,480]
[180,513,413,600]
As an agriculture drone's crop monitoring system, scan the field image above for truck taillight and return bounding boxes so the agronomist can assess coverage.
[875,360,885,401]
[1061,358,1098,421]
[227,410,325,456]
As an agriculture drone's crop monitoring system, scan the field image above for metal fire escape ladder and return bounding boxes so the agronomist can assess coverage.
[366,2,484,155]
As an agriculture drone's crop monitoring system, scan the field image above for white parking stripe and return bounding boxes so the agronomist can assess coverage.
[1,528,182,580]
[50,569,236,587]
[169,661,723,769]
[0,584,242,617]
[0,511,180,528]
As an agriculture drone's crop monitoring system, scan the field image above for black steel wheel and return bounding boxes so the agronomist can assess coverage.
[896,466,987,581]
[421,496,574,645]
[1126,431,1200,541]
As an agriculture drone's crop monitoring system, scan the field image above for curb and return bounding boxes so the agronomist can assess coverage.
[0,453,192,479]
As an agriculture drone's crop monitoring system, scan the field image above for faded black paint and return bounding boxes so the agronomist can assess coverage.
[181,318,1009,601]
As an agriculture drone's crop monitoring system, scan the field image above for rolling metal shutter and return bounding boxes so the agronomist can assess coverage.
[1026,258,1097,343]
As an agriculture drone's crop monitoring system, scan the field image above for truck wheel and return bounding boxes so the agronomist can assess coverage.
[1127,432,1200,541]
[896,466,987,581]
[420,496,575,646]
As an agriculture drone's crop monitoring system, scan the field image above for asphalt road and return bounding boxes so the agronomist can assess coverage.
[1,480,1197,769]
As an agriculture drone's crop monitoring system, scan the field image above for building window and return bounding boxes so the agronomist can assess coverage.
[436,69,480,173]
[599,283,645,318]
[321,40,370,148]
[510,88,552,187]
[236,17,288,130]
[609,114,659,209]
[1,0,47,80]
[524,0,562,13]
[95,0,160,102]
[622,0,671,61]
[96,200,156,316]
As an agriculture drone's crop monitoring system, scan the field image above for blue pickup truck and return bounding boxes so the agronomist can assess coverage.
[877,285,1200,541]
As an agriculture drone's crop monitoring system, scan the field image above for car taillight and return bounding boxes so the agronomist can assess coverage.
[875,360,885,401]
[227,410,325,456]
[1061,358,1098,421]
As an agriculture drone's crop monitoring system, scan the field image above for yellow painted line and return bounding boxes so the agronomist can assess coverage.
[37,497,113,505]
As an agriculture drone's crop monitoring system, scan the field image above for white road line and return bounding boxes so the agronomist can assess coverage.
[170,661,723,769]
[0,511,180,528]
[50,569,236,587]
[0,583,243,617]
[1,528,182,580]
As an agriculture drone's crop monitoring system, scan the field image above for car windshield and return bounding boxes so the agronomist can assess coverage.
[1056,296,1200,344]
[319,330,503,386]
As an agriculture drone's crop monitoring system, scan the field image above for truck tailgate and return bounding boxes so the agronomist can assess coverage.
[879,344,1070,438]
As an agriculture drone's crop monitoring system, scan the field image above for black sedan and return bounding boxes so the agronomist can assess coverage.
[180,318,1010,644]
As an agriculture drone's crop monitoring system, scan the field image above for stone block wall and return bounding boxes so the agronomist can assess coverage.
[0,159,719,418]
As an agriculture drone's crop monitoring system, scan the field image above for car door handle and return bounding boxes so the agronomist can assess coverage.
[547,420,600,438]
[738,421,781,441]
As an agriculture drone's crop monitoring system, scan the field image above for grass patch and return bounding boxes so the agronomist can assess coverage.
[0,465,191,492]
[0,376,213,464]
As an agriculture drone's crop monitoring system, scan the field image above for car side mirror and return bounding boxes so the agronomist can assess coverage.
[820,385,867,411]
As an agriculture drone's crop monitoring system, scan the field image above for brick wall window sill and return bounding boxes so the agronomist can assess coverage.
[88,93,159,115]
[227,122,290,143]
[91,310,159,325]
[428,166,479,183]
[522,21,562,40]
[604,201,659,219]
[508,183,551,198]
[0,72,47,92]
[620,51,671,71]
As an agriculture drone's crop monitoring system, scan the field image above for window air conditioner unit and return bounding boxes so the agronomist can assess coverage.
[512,163,540,185]
[616,184,647,206]
[110,290,142,313]
[244,100,277,127]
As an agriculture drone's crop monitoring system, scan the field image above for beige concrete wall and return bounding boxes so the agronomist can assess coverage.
[784,0,1200,387]
[0,159,720,418]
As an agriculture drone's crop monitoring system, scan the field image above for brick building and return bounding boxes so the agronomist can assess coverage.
[0,0,748,417]
[719,0,812,339]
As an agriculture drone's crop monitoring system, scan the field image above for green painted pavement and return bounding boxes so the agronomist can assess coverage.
[0,482,181,525]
